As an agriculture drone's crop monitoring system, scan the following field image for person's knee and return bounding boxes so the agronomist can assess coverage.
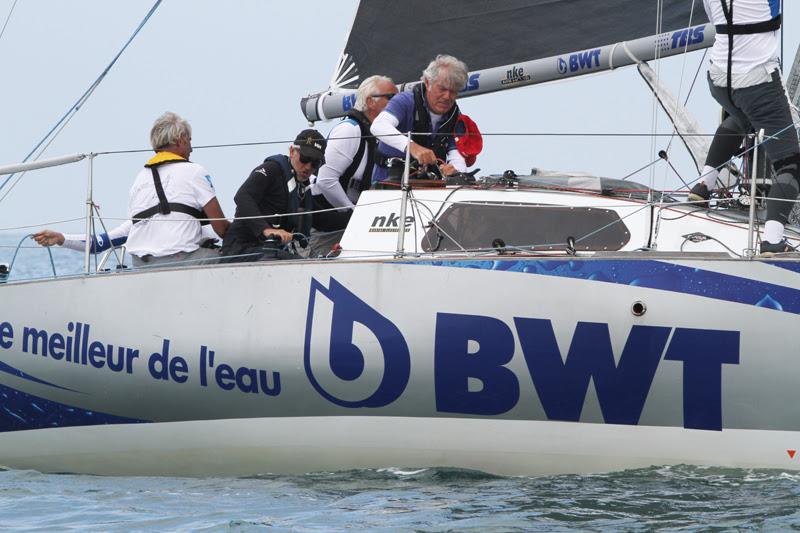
[773,153,800,185]
[706,126,746,167]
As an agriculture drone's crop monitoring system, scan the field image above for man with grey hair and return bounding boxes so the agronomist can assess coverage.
[126,111,229,267]
[370,54,469,182]
[309,75,397,254]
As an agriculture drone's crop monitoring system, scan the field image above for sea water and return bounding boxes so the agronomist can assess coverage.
[1,466,800,531]
[2,234,800,531]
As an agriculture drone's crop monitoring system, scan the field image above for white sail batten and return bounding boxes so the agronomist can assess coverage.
[301,23,715,122]
[0,153,87,176]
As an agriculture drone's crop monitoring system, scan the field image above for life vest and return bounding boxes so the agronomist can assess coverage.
[264,154,313,237]
[132,152,208,225]
[339,109,376,195]
[411,83,460,163]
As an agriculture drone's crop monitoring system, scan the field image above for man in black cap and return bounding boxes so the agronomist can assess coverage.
[221,129,326,261]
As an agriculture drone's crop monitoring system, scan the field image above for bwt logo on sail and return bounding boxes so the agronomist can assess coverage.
[558,48,601,74]
[304,278,740,431]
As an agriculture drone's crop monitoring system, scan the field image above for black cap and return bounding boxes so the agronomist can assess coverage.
[294,129,326,160]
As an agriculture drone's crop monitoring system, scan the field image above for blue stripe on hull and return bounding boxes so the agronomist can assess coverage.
[413,259,800,314]
[0,360,79,393]
[0,383,147,433]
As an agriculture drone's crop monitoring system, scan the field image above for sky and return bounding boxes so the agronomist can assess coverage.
[0,0,798,233]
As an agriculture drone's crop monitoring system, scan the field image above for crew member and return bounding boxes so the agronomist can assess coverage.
[126,112,229,267]
[222,129,326,262]
[309,75,398,256]
[690,0,799,254]
[370,55,469,182]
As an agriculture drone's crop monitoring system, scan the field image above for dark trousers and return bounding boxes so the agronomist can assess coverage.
[707,70,800,224]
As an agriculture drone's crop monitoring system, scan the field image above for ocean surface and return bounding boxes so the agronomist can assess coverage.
[2,234,800,531]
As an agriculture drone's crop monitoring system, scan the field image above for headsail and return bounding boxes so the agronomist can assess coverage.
[301,0,710,122]
[787,44,800,125]
[637,62,709,173]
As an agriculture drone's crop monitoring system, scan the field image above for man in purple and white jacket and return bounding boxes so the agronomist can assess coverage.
[370,55,469,182]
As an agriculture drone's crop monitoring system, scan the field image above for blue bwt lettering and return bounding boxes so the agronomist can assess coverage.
[433,314,739,430]
[434,313,519,415]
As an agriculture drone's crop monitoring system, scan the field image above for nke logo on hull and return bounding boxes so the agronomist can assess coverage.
[305,278,740,431]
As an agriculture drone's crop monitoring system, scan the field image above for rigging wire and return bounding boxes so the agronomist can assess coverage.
[647,0,665,196]
[664,49,708,156]
[91,131,741,156]
[0,0,163,204]
[659,0,700,186]
[0,0,18,44]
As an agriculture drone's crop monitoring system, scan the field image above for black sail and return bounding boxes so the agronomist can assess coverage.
[337,0,708,87]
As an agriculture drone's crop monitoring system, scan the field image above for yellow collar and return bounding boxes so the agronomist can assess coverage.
[146,151,187,166]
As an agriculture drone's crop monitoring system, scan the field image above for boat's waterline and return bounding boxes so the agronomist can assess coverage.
[0,416,797,477]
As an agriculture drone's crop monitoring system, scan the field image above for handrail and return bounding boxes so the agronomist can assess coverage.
[7,234,57,280]
[746,129,765,258]
[395,131,412,258]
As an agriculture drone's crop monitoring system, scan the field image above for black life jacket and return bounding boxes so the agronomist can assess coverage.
[411,83,460,163]
[717,0,782,96]
[264,154,313,237]
[338,109,377,195]
[132,158,208,225]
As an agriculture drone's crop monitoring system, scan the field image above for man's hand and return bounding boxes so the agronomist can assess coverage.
[408,141,437,167]
[32,230,65,247]
[262,228,293,245]
[438,163,458,177]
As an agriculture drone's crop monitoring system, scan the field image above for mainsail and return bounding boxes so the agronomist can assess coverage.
[301,0,710,122]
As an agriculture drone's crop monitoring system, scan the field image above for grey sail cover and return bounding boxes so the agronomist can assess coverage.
[335,0,708,88]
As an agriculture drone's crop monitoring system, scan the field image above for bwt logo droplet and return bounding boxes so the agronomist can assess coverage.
[304,278,410,407]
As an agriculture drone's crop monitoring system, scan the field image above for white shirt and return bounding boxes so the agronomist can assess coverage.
[703,0,780,82]
[311,119,366,209]
[126,159,217,257]
[371,110,467,172]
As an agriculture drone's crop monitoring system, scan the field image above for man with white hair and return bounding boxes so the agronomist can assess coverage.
[126,111,229,267]
[370,54,469,182]
[309,75,398,255]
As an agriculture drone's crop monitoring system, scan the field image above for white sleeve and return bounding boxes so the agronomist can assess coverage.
[446,149,467,172]
[61,220,132,252]
[189,165,217,209]
[371,111,408,153]
[61,235,87,251]
[315,123,358,209]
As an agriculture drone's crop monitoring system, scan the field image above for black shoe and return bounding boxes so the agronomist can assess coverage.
[687,183,711,206]
[759,239,797,256]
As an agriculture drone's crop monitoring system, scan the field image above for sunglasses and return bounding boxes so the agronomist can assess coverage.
[371,93,395,100]
[298,154,323,168]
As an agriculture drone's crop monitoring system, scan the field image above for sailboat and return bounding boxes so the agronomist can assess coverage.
[1,1,799,477]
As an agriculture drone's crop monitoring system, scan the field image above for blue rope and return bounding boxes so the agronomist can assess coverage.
[0,0,162,195]
[8,235,57,280]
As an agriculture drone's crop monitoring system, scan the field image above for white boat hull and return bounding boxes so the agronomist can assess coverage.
[1,417,798,477]
[1,256,799,475]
